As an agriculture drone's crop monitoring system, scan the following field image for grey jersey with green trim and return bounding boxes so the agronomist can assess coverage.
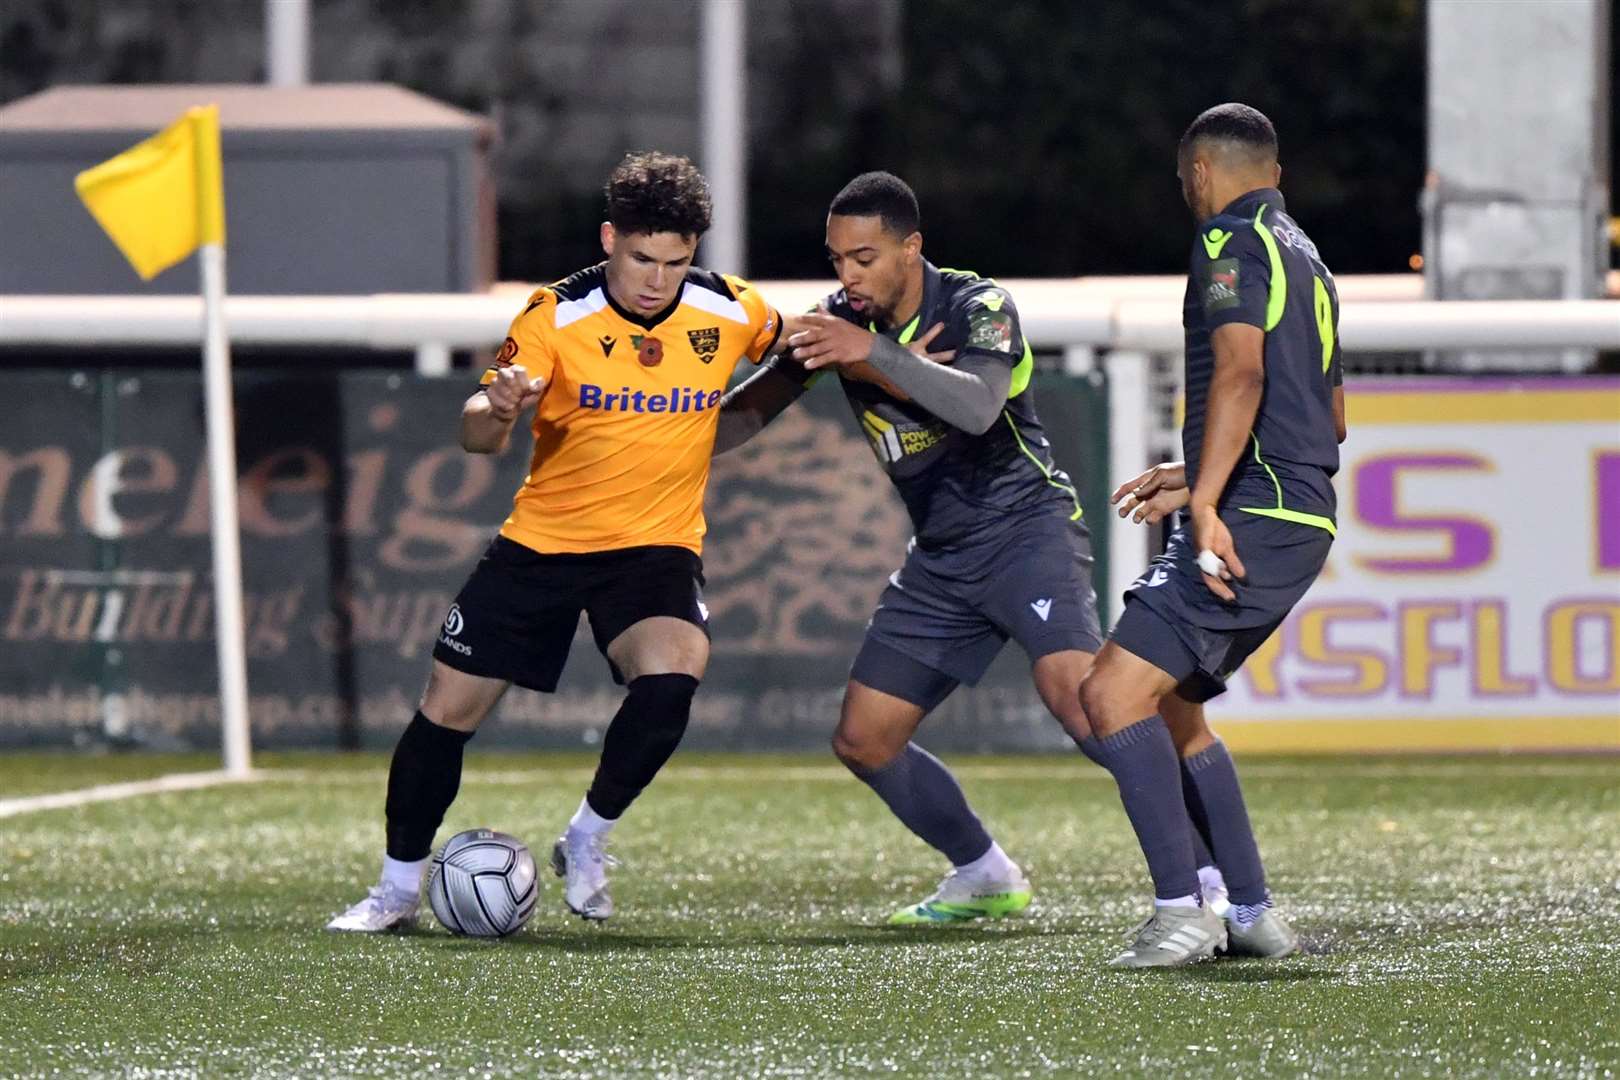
[824,262,1080,550]
[1184,188,1342,520]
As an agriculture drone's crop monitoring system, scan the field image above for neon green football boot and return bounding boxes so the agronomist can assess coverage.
[886,866,1033,926]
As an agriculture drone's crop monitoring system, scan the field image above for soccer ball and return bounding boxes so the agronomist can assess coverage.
[426,829,538,938]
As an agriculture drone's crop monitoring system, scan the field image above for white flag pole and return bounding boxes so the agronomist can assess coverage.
[198,241,252,777]
[189,106,253,778]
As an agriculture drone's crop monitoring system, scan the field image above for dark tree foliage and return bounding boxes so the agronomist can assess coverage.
[4,0,1608,283]
[755,0,1430,278]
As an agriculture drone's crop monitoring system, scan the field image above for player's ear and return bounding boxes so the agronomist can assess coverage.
[904,231,922,264]
[600,222,615,257]
[1272,161,1282,186]
[1192,158,1215,206]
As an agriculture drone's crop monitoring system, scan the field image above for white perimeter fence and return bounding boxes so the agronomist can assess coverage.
[3,275,1618,613]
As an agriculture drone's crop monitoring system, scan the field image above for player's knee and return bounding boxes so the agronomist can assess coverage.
[1037,674,1092,740]
[1052,704,1092,742]
[1159,697,1214,755]
[420,685,489,733]
[1078,669,1134,736]
[831,726,898,774]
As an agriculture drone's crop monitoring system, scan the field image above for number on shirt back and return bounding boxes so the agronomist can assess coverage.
[1312,275,1334,375]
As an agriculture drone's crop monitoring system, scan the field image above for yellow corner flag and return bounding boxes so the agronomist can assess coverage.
[74,105,226,281]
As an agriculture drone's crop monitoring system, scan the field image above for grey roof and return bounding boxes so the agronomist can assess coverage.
[0,83,487,133]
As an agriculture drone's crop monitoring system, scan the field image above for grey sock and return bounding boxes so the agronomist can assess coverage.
[1189,817,1216,872]
[849,743,993,867]
[1081,716,1200,901]
[1077,729,1215,870]
[1182,739,1268,905]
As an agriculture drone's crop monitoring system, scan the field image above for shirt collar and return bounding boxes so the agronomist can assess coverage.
[1212,187,1284,225]
[875,260,941,343]
[603,273,686,330]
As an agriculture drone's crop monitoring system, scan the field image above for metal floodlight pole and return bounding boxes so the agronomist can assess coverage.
[265,0,311,87]
[700,0,747,274]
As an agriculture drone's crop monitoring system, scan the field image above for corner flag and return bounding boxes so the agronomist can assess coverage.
[74,105,225,280]
[71,103,252,777]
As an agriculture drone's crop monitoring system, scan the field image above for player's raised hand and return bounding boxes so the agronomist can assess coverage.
[1111,461,1189,523]
[906,322,956,365]
[487,364,545,422]
[1190,502,1246,602]
[789,311,876,370]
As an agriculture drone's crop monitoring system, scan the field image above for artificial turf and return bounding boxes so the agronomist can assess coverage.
[2,752,1616,1077]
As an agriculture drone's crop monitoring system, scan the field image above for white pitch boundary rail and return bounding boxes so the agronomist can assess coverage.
[2,284,1617,616]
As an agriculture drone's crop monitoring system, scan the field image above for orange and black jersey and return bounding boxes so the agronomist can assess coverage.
[479,263,781,555]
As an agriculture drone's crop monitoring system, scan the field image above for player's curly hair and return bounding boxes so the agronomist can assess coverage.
[604,151,713,238]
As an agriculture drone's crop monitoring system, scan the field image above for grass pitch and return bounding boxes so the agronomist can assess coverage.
[2,751,1617,1078]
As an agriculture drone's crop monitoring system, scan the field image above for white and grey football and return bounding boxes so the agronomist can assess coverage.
[426,829,538,938]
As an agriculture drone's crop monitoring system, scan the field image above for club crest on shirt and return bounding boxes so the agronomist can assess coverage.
[1204,257,1241,312]
[687,326,721,363]
[968,309,1014,353]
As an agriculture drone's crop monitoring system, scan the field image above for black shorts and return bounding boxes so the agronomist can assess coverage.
[1110,511,1333,703]
[851,513,1105,711]
[432,537,708,692]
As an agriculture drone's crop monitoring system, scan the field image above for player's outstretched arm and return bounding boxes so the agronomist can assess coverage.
[714,360,810,454]
[790,316,1004,434]
[461,365,544,454]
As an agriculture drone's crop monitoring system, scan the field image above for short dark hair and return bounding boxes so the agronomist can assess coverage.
[604,151,712,238]
[1178,103,1278,164]
[828,171,920,237]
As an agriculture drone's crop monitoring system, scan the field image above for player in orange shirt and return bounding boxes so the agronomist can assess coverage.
[328,152,785,931]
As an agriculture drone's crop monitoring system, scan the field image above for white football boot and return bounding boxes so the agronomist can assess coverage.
[1226,907,1300,958]
[1108,905,1227,968]
[325,880,420,932]
[551,832,615,921]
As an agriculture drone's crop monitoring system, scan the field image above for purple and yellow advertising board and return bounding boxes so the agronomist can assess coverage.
[1210,378,1620,752]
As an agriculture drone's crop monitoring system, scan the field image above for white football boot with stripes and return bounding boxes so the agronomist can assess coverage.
[1108,905,1227,968]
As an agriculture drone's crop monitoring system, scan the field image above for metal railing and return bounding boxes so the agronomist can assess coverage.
[3,279,1616,614]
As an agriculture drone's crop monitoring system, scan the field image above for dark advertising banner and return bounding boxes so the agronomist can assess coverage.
[0,370,1109,753]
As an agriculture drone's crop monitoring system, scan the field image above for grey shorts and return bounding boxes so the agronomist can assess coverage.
[1110,511,1333,703]
[851,514,1104,711]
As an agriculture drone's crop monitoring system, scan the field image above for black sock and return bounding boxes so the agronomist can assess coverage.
[848,743,994,867]
[384,711,474,861]
[584,673,699,820]
[1081,716,1201,901]
[1181,739,1268,904]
